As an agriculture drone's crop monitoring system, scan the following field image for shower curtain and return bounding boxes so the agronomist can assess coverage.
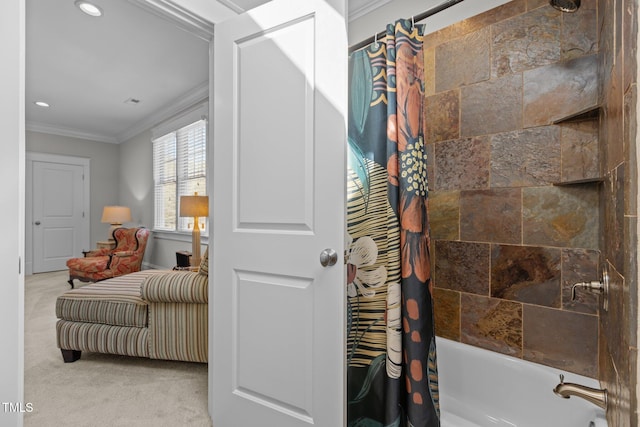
[347,19,439,427]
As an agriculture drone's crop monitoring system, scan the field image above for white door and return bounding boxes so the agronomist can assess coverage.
[211,0,347,425]
[32,161,85,272]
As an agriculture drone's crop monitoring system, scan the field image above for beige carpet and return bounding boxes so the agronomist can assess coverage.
[24,271,213,427]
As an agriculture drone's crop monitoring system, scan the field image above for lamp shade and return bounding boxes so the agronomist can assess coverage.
[180,195,209,218]
[101,206,132,224]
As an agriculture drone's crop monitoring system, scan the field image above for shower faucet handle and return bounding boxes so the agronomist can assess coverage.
[571,280,603,300]
[570,264,609,311]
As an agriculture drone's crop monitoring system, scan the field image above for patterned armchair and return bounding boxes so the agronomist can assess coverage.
[66,227,150,288]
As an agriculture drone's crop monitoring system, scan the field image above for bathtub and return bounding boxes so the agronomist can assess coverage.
[437,337,607,427]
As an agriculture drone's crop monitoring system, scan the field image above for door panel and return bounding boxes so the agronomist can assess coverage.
[211,0,347,425]
[33,161,84,272]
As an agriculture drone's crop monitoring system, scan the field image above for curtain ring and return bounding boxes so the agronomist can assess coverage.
[411,16,415,29]
[374,32,378,48]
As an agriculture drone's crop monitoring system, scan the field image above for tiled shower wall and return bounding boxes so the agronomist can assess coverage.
[425,0,603,378]
[598,0,638,425]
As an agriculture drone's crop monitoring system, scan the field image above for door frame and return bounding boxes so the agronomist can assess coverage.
[25,152,90,275]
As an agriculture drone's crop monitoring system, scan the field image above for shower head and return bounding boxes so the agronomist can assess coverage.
[550,0,580,12]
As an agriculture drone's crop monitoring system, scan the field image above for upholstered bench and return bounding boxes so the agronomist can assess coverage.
[56,250,209,363]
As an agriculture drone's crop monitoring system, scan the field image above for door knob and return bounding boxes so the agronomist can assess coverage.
[320,248,337,267]
[35,221,41,225]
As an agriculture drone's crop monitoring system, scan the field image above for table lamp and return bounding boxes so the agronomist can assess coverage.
[180,192,209,267]
[101,206,132,241]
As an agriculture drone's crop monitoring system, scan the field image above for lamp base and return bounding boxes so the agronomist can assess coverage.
[191,220,201,267]
[107,223,123,241]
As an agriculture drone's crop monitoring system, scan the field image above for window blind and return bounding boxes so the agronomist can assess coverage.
[152,114,207,234]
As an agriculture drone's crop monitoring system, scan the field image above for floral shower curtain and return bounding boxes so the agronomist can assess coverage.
[346,19,439,427]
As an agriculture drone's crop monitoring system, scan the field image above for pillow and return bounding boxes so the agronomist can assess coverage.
[199,247,209,276]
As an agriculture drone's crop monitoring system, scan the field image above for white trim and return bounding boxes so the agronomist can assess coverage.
[25,121,119,144]
[215,0,244,14]
[348,0,392,21]
[150,99,208,139]
[142,261,167,270]
[125,0,216,41]
[119,81,209,143]
[153,230,209,243]
[25,152,91,275]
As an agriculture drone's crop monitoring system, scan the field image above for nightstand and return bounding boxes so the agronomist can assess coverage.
[172,266,199,272]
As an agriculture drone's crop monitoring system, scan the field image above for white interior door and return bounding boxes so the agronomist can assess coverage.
[32,160,86,273]
[211,0,347,425]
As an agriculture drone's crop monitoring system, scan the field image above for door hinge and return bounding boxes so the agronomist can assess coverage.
[18,256,21,274]
[82,211,85,218]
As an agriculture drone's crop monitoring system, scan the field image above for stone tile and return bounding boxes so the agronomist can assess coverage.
[624,85,637,217]
[599,333,620,426]
[423,46,435,97]
[561,0,598,60]
[523,54,599,127]
[428,191,459,240]
[491,126,561,187]
[604,166,625,272]
[461,293,522,357]
[491,245,562,308]
[433,287,460,341]
[522,186,599,249]
[461,73,523,137]
[491,7,561,77]
[460,188,522,244]
[599,265,632,427]
[599,0,614,99]
[625,216,638,348]
[425,142,435,189]
[604,53,625,173]
[435,27,491,92]
[629,348,638,427]
[527,0,547,10]
[523,305,598,377]
[424,89,459,144]
[423,0,527,50]
[623,0,638,92]
[560,120,599,182]
[561,248,600,314]
[433,137,490,191]
[434,240,490,295]
[600,263,630,388]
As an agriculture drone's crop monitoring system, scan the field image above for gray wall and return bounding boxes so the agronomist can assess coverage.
[26,130,120,249]
[118,129,202,269]
[26,128,202,270]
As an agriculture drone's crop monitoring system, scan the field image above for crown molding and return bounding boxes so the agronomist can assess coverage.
[348,0,393,21]
[117,80,209,143]
[215,0,244,14]
[125,0,216,41]
[25,122,119,144]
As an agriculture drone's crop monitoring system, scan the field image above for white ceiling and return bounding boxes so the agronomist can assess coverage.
[26,0,499,144]
[26,0,220,143]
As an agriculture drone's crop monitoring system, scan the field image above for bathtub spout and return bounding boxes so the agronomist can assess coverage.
[553,374,607,410]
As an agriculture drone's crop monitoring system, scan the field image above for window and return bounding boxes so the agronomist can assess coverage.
[152,104,207,234]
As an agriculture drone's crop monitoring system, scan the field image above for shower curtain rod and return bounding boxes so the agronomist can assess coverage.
[348,0,466,53]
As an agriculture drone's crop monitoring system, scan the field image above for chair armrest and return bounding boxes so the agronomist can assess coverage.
[83,248,112,257]
[141,271,208,304]
[113,251,135,257]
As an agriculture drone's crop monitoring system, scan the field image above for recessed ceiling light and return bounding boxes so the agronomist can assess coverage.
[75,1,103,17]
[34,101,50,108]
